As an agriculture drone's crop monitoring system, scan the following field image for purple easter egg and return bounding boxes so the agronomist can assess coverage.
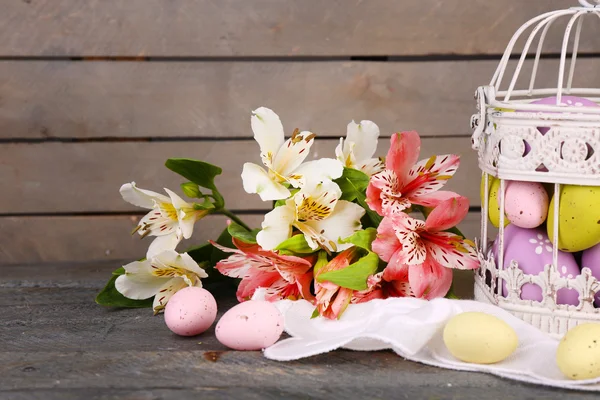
[581,243,600,306]
[530,96,600,134]
[494,224,580,305]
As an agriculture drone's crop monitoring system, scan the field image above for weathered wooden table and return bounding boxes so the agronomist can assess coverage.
[2,262,598,399]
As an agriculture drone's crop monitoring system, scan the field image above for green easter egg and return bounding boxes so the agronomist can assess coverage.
[480,174,509,228]
[547,185,600,252]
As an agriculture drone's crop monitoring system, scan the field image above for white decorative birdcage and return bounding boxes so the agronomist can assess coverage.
[471,0,600,338]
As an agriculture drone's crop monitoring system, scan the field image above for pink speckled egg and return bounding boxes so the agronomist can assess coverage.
[582,243,600,306]
[216,301,284,350]
[504,181,549,228]
[164,287,217,336]
[494,224,579,305]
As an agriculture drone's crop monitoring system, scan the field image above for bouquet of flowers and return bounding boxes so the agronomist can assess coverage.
[97,107,479,319]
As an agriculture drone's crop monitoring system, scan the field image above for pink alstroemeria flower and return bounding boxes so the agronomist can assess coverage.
[366,131,461,216]
[314,248,360,320]
[351,272,414,304]
[372,196,479,299]
[212,237,315,303]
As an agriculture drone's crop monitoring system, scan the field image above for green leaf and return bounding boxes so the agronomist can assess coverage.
[227,221,258,244]
[181,182,202,198]
[340,228,377,251]
[311,308,320,319]
[312,251,329,276]
[355,190,382,227]
[335,168,370,201]
[193,199,216,210]
[96,268,154,308]
[165,158,225,208]
[317,251,379,290]
[275,234,315,255]
[445,285,460,299]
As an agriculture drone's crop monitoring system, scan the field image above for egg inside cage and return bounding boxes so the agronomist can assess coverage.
[471,0,600,338]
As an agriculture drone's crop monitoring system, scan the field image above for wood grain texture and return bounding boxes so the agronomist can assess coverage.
[0,214,262,265]
[1,0,597,57]
[0,212,482,265]
[0,138,481,213]
[2,59,599,139]
[0,283,595,399]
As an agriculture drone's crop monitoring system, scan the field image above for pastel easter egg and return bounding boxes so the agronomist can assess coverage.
[557,323,600,380]
[480,175,509,228]
[495,224,579,305]
[164,287,218,336]
[547,185,600,252]
[216,300,284,351]
[504,181,549,228]
[531,96,600,134]
[582,243,600,305]
[443,312,518,364]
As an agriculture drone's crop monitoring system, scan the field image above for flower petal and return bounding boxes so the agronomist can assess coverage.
[393,215,427,265]
[237,269,281,302]
[427,232,480,270]
[115,260,166,300]
[345,120,380,163]
[303,200,365,252]
[251,107,285,167]
[412,190,461,208]
[120,182,171,209]
[357,158,385,177]
[152,277,190,313]
[241,162,291,201]
[335,137,355,168]
[272,130,315,177]
[404,154,460,199]
[291,158,344,188]
[424,195,469,232]
[294,179,342,223]
[372,216,402,262]
[386,131,421,181]
[146,233,181,259]
[138,209,179,237]
[178,252,209,279]
[164,188,198,239]
[408,259,452,299]
[382,251,409,282]
[256,202,295,250]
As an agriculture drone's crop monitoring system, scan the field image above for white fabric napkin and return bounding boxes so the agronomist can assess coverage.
[262,296,600,391]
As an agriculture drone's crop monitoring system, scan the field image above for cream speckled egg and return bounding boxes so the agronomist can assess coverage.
[557,323,600,380]
[443,312,518,364]
[164,287,217,336]
[216,300,284,351]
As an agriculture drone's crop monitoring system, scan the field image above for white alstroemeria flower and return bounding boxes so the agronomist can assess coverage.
[242,107,343,201]
[257,180,366,252]
[115,250,208,314]
[120,182,208,258]
[335,120,384,176]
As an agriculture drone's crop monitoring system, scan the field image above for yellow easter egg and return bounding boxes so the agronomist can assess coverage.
[547,185,600,252]
[557,323,600,380]
[481,175,509,228]
[443,312,518,364]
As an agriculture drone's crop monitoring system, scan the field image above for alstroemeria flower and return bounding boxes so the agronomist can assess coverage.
[115,250,208,314]
[351,272,413,304]
[241,107,343,201]
[335,120,385,176]
[372,196,478,299]
[315,248,360,319]
[256,180,366,252]
[212,237,315,302]
[120,182,208,258]
[366,131,460,216]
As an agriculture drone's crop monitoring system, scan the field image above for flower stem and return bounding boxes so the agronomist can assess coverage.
[217,208,252,231]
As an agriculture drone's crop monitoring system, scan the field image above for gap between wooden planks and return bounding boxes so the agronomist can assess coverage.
[1,0,597,57]
[2,59,599,140]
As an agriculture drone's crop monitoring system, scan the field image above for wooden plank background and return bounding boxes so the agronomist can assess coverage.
[1,0,597,267]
